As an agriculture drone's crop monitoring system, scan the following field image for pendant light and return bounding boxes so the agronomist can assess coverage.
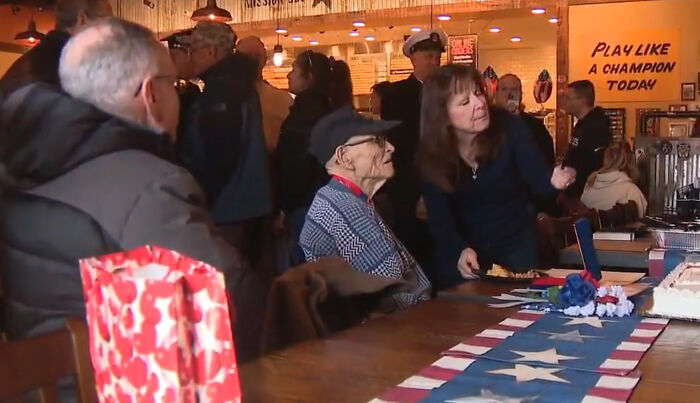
[191,0,232,23]
[15,14,45,46]
[272,3,284,67]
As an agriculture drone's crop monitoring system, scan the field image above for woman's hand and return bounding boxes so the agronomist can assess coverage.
[551,165,577,190]
[457,248,480,280]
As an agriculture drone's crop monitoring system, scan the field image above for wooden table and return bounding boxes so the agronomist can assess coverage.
[558,238,653,269]
[239,282,700,402]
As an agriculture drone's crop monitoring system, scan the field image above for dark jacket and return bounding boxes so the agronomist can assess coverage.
[564,106,612,196]
[379,74,428,268]
[0,30,70,103]
[380,74,422,205]
[520,112,557,215]
[521,112,555,166]
[177,53,271,223]
[0,84,267,362]
[262,256,402,354]
[421,110,556,289]
[275,89,331,213]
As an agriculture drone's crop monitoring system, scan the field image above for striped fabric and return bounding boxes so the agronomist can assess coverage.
[300,180,431,311]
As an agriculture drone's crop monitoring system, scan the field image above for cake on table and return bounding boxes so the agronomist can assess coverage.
[649,262,700,320]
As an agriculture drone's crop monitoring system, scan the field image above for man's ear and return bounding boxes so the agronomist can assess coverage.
[139,76,160,121]
[335,146,354,170]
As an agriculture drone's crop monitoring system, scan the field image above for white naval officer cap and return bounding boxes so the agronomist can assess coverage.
[402,29,448,58]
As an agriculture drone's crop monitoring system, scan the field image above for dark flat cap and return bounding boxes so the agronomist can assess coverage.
[161,28,193,49]
[309,106,400,165]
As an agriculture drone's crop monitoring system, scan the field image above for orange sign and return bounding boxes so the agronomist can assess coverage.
[571,29,680,102]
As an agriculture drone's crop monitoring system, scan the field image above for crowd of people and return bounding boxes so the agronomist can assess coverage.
[0,0,649,384]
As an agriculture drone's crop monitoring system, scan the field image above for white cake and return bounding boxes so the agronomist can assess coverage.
[650,262,700,319]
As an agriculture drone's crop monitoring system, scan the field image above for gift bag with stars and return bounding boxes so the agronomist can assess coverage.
[79,245,241,403]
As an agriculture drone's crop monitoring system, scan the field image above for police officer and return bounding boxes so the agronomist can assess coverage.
[380,29,447,278]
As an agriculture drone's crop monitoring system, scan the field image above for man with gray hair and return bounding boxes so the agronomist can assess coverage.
[0,17,267,365]
[0,0,113,102]
[178,22,272,267]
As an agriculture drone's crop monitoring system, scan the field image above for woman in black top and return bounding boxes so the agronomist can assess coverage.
[275,51,352,263]
[418,65,576,289]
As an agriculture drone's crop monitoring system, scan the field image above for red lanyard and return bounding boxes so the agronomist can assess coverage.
[332,175,372,205]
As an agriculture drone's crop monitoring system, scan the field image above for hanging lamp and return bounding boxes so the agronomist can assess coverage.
[191,0,232,23]
[272,3,284,67]
[15,15,45,46]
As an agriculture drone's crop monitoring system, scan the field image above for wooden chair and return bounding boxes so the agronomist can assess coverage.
[0,318,97,403]
[598,201,640,229]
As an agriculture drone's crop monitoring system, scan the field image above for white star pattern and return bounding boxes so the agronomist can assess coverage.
[446,388,538,403]
[511,348,580,365]
[488,364,570,383]
[540,330,602,343]
[563,316,611,328]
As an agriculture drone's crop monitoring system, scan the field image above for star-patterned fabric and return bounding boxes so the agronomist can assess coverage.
[373,298,670,403]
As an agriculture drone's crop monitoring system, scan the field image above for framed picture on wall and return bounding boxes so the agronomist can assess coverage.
[636,108,660,136]
[669,104,688,112]
[669,122,690,137]
[681,83,696,101]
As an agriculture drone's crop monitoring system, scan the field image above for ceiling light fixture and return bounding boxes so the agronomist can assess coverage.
[489,27,501,33]
[548,17,559,23]
[309,40,320,45]
[365,35,375,41]
[191,0,232,22]
[14,16,45,46]
[353,20,366,28]
[411,26,421,32]
[349,30,360,37]
[292,36,302,41]
[437,14,451,21]
[510,36,522,42]
[531,7,546,14]
[272,44,284,67]
[275,27,288,34]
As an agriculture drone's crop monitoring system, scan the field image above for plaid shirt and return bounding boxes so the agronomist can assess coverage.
[300,179,431,311]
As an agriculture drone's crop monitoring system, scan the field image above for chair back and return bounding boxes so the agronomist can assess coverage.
[0,318,96,403]
[598,201,639,229]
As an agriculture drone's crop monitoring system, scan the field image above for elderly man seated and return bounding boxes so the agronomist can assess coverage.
[299,106,431,311]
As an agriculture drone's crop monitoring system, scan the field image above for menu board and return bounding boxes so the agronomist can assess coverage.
[635,108,661,137]
[349,56,379,95]
[448,34,478,67]
[262,66,291,91]
[604,108,626,141]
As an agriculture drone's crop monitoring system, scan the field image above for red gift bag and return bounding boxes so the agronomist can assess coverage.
[79,245,241,403]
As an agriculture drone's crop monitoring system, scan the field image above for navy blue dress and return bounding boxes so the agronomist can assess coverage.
[421,111,556,290]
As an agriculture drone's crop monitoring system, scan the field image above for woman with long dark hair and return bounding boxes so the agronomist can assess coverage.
[275,50,353,263]
[418,64,575,289]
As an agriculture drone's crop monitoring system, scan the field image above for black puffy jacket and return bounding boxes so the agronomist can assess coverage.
[275,90,331,213]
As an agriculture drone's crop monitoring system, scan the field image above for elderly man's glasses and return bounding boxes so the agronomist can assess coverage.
[133,75,179,97]
[344,134,388,148]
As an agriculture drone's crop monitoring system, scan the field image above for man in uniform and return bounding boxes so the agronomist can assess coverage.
[380,29,447,279]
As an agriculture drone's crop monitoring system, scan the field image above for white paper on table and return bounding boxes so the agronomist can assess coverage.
[545,269,644,285]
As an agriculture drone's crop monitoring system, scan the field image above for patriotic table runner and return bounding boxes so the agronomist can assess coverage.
[371,355,642,403]
[372,308,669,403]
[443,310,669,376]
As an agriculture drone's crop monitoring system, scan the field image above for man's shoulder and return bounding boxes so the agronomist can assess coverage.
[388,77,420,95]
